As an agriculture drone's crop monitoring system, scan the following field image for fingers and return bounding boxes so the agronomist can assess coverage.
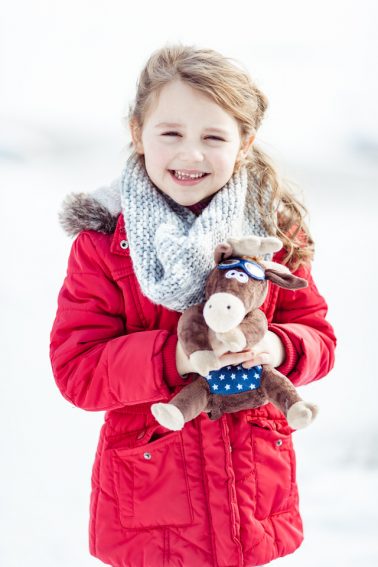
[242,352,271,368]
[219,349,253,367]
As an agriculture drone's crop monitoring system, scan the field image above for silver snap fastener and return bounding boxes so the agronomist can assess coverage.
[276,439,283,447]
[143,452,152,460]
[120,240,129,250]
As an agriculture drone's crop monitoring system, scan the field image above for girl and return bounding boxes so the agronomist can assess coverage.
[50,44,336,567]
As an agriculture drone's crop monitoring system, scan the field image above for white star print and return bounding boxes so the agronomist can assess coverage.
[249,384,256,389]
[253,372,260,379]
[237,366,241,370]
[231,373,236,379]
[219,374,225,380]
[213,384,219,391]
[237,384,243,390]
[242,373,248,380]
[207,374,212,380]
[225,384,231,390]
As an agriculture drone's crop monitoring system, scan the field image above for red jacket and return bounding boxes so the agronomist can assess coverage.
[50,211,336,567]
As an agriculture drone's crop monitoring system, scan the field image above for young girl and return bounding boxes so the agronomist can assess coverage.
[50,44,336,567]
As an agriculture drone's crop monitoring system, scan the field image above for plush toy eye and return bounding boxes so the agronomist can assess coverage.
[225,270,248,283]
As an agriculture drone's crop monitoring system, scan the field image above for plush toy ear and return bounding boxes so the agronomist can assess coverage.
[264,267,308,290]
[214,242,234,264]
[227,235,282,257]
[261,261,307,289]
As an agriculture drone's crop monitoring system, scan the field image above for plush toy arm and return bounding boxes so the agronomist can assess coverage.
[178,304,212,356]
[239,309,268,348]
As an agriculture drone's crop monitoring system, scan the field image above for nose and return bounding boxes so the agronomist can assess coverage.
[177,141,205,164]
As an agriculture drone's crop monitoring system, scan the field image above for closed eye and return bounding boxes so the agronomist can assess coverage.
[162,132,225,141]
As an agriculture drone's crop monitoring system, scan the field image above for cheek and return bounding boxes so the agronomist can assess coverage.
[144,140,172,169]
[212,146,240,171]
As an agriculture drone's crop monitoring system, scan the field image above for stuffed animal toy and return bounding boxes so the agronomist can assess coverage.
[151,236,318,431]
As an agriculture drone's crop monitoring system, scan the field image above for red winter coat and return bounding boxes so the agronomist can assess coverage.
[50,209,336,567]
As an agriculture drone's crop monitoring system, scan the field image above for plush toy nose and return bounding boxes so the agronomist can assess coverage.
[203,293,246,332]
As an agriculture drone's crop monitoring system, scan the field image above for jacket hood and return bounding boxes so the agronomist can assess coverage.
[59,178,122,237]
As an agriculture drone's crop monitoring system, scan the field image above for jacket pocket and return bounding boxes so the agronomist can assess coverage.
[111,429,193,529]
[247,416,296,520]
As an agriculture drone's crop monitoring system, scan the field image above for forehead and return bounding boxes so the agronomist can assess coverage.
[144,79,240,136]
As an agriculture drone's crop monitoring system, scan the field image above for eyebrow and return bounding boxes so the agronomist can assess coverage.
[154,122,230,136]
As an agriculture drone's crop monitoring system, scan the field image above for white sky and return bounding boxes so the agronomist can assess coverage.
[1,0,377,165]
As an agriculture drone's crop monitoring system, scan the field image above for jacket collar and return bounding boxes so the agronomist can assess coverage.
[110,214,131,257]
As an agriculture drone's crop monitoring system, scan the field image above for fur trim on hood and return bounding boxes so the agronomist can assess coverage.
[59,178,122,237]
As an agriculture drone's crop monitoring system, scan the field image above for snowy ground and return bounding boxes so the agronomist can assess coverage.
[0,122,377,567]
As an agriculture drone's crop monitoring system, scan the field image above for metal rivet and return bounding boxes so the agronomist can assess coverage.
[143,452,152,460]
[276,439,283,447]
[120,240,129,250]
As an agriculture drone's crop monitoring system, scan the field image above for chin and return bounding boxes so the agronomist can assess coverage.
[173,199,195,207]
[170,193,203,207]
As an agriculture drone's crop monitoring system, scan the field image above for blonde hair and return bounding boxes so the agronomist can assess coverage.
[125,43,314,269]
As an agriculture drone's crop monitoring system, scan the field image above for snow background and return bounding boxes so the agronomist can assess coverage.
[1,1,377,565]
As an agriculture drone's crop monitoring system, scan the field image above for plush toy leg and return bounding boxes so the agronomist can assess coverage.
[287,401,319,429]
[151,378,210,431]
[151,403,185,431]
[262,366,318,429]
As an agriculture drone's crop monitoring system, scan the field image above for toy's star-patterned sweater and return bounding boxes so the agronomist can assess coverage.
[206,364,263,395]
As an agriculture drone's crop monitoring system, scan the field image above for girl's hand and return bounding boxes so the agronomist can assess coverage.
[242,331,285,369]
[176,341,255,376]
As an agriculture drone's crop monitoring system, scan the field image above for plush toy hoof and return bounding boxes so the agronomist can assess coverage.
[151,403,185,431]
[287,401,318,429]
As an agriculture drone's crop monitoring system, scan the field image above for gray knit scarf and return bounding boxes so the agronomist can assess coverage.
[120,153,272,312]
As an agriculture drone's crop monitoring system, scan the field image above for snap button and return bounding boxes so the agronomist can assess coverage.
[276,439,283,447]
[120,239,129,250]
[143,452,152,460]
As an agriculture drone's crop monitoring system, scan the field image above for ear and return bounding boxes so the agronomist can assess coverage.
[264,268,308,290]
[129,119,144,154]
[239,133,255,157]
[214,242,233,264]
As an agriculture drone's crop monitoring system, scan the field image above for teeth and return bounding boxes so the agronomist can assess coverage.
[173,170,207,180]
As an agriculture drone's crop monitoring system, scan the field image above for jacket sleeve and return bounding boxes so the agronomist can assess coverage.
[49,231,184,412]
[268,261,336,387]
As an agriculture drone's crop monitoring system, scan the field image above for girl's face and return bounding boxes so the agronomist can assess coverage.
[130,79,253,206]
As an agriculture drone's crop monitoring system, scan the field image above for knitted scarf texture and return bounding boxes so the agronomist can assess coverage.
[120,153,272,312]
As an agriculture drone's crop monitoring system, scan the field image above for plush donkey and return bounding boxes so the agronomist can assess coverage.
[151,235,318,431]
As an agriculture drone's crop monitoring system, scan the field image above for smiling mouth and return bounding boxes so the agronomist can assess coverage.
[168,169,210,179]
[168,170,211,186]
[169,169,210,180]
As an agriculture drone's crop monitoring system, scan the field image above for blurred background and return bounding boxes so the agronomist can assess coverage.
[0,0,377,565]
